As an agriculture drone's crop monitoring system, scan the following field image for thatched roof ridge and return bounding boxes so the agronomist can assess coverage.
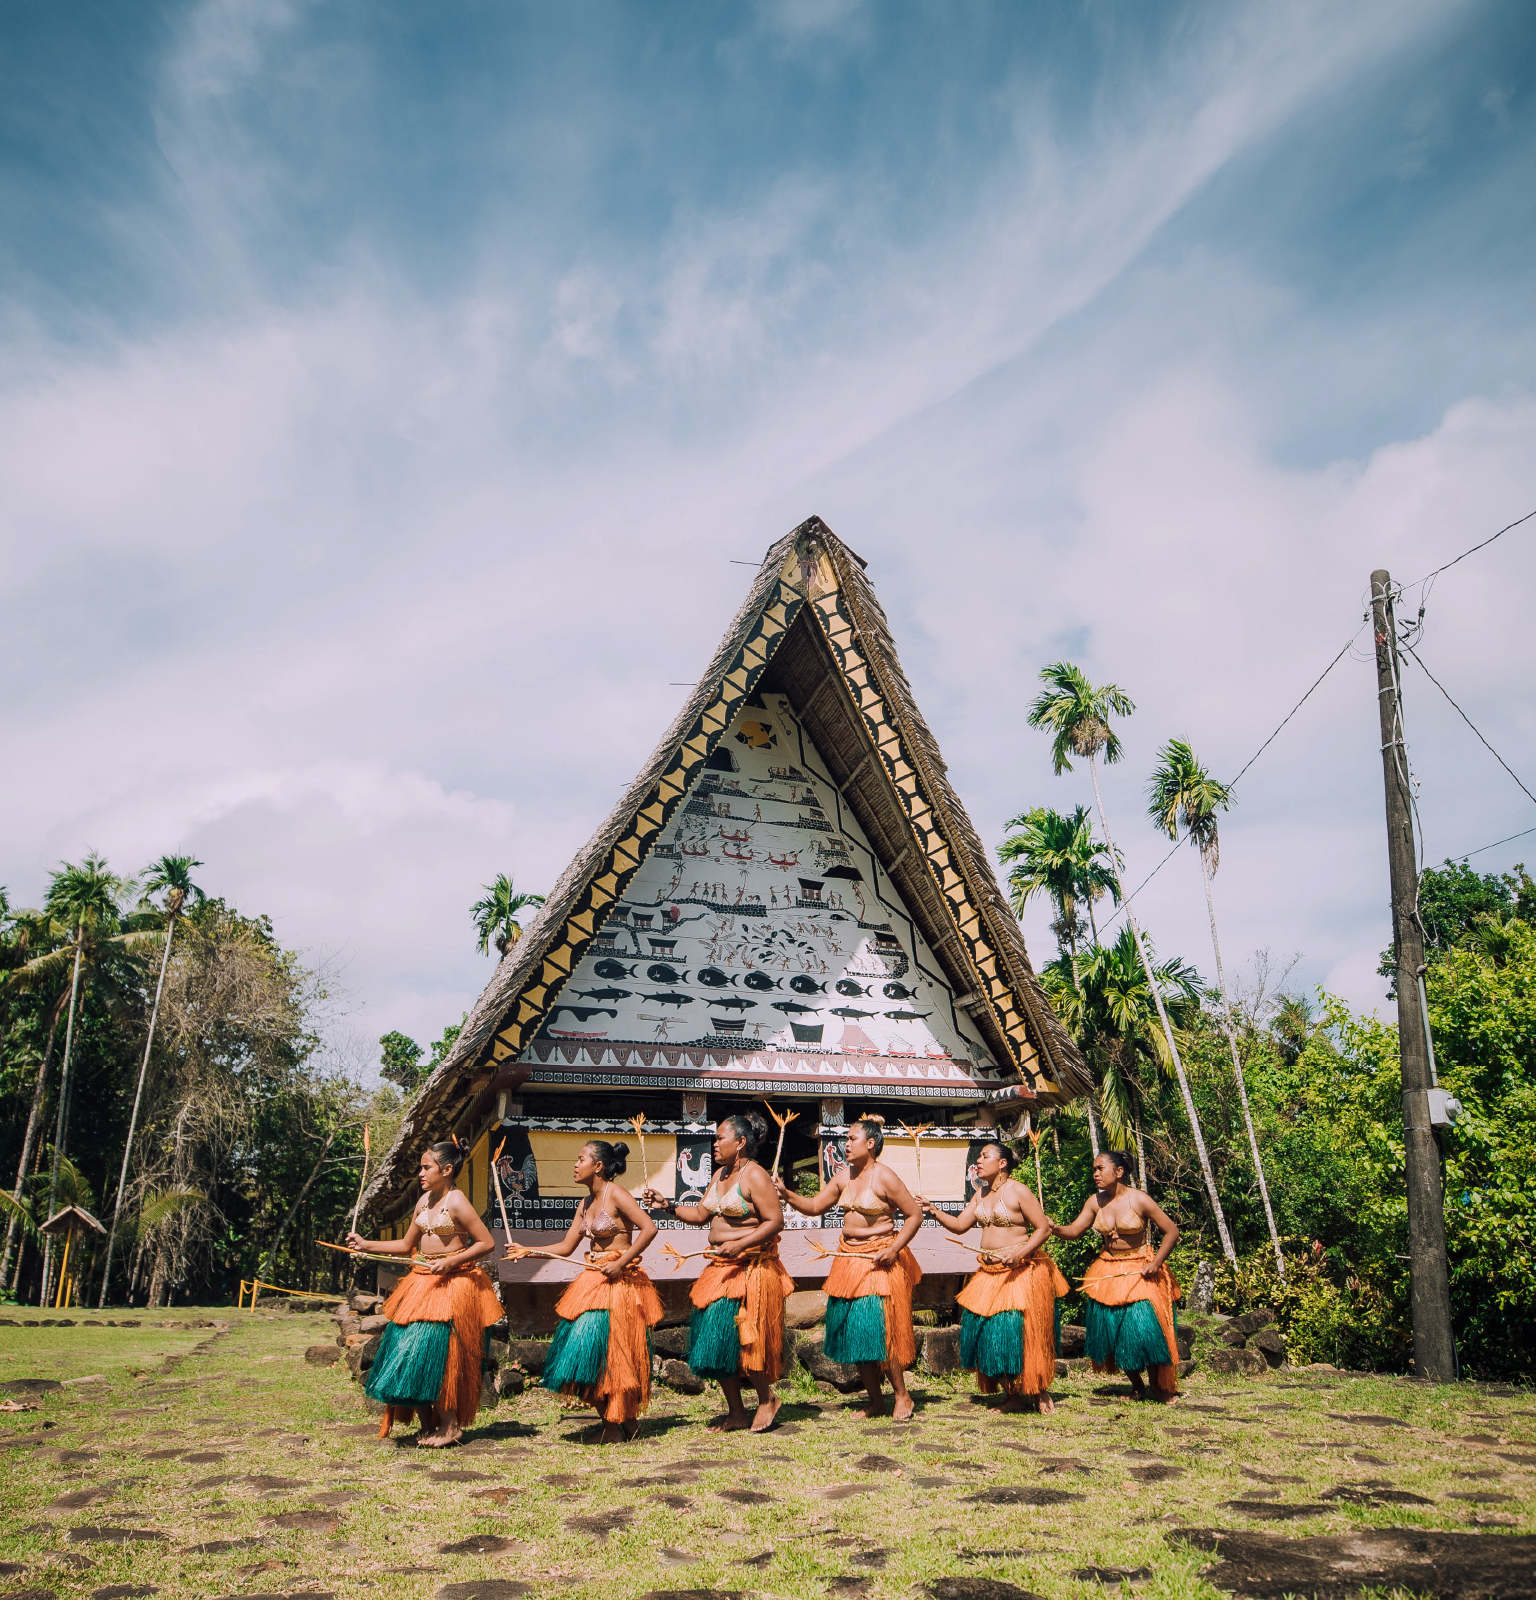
[824,542,1083,1096]
[361,517,1086,1220]
[360,529,804,1216]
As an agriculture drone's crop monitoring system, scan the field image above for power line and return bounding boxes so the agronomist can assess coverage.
[1098,620,1368,932]
[1400,638,1536,812]
[1409,505,1536,599]
[1452,824,1536,863]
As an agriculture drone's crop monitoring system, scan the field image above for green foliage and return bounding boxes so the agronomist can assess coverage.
[427,1017,466,1072]
[1025,661,1135,775]
[1377,857,1532,989]
[378,1030,426,1093]
[1215,1243,1409,1371]
[470,874,546,957]
[997,805,1118,956]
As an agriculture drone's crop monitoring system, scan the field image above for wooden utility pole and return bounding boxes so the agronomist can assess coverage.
[1370,570,1457,1383]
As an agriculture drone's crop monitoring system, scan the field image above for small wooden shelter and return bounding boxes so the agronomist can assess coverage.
[40,1204,106,1310]
[362,518,1089,1329]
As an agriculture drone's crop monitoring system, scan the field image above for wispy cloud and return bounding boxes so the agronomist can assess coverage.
[1,0,1530,1058]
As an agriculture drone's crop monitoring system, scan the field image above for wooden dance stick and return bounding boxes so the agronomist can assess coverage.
[803,1237,903,1264]
[629,1114,650,1187]
[348,1124,370,1238]
[659,1240,719,1272]
[316,1240,416,1268]
[762,1100,798,1179]
[897,1121,932,1197]
[490,1138,514,1256]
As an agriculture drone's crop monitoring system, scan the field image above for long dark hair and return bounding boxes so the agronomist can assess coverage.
[584,1140,630,1179]
[720,1112,767,1162]
[427,1138,470,1179]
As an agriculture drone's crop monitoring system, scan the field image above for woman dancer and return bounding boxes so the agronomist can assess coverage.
[347,1139,505,1447]
[644,1112,790,1433]
[1053,1150,1182,1402]
[923,1139,1067,1412]
[777,1117,922,1421]
[519,1139,661,1442]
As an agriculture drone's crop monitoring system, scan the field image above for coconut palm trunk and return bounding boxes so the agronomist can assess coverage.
[1086,755,1236,1264]
[1199,853,1284,1277]
[1,1003,63,1291]
[99,916,177,1308]
[40,933,85,1306]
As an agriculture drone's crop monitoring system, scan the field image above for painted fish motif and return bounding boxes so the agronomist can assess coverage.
[835,979,869,997]
[771,1000,819,1016]
[742,970,776,991]
[883,1009,932,1022]
[595,959,632,980]
[788,975,827,995]
[573,987,632,1002]
[640,991,695,1008]
[646,963,685,984]
[882,982,916,1000]
[711,996,757,1013]
[829,1006,876,1020]
[698,967,733,988]
[550,1005,618,1021]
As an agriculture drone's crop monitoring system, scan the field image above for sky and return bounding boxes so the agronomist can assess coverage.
[3,0,1535,1074]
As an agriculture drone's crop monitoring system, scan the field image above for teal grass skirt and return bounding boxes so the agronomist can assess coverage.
[542,1309,611,1393]
[688,1296,742,1378]
[1084,1297,1173,1372]
[365,1319,450,1407]
[824,1293,887,1365]
[959,1300,1062,1378]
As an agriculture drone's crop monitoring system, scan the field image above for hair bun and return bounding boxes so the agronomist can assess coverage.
[862,1113,885,1126]
[612,1141,630,1160]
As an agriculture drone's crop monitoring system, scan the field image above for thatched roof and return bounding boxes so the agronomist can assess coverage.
[363,518,1087,1219]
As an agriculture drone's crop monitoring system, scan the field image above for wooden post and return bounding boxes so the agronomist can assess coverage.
[1371,569,1457,1383]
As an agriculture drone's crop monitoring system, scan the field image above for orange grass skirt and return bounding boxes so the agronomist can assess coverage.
[1081,1246,1182,1398]
[956,1252,1069,1398]
[376,1261,505,1438]
[551,1253,664,1424]
[690,1244,795,1381]
[823,1235,922,1372]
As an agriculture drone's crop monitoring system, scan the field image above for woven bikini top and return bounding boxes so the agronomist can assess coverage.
[415,1203,465,1240]
[975,1186,1025,1227]
[702,1177,754,1220]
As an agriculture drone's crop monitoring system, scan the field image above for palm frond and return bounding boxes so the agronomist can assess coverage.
[0,1189,40,1239]
[133,1188,206,1242]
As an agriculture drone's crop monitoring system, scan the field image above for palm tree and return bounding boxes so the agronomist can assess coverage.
[999,804,1120,1152]
[1043,927,1203,1184]
[98,855,204,1307]
[27,855,139,1302]
[1028,662,1236,1264]
[1149,740,1283,1277]
[0,902,71,1291]
[471,875,546,958]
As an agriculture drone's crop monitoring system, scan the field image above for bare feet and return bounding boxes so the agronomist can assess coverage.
[421,1411,462,1447]
[599,1422,627,1443]
[750,1395,781,1433]
[891,1393,915,1421]
[1037,1394,1056,1415]
[708,1411,752,1432]
[1001,1396,1030,1413]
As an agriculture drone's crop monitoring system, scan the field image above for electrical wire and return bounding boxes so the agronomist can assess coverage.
[1451,824,1536,863]
[1399,639,1536,812]
[1408,505,1536,602]
[1096,619,1369,932]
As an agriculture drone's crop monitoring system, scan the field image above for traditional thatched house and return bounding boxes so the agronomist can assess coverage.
[362,518,1088,1329]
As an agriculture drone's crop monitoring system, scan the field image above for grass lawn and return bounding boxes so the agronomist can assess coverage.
[0,1306,1532,1600]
